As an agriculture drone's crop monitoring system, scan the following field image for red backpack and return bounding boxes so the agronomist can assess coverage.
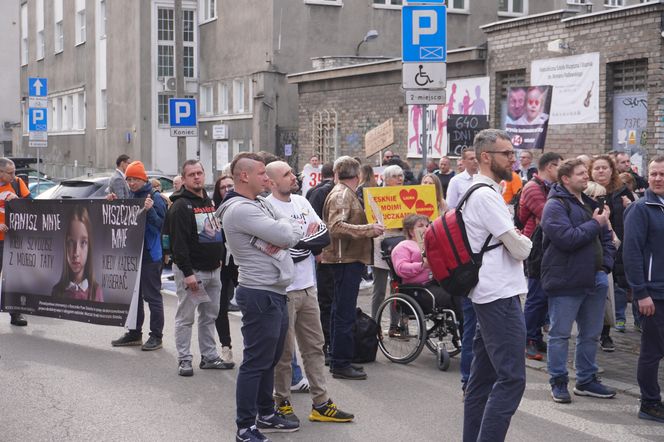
[424,183,501,297]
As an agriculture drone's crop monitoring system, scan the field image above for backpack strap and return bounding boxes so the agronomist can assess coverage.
[457,182,503,259]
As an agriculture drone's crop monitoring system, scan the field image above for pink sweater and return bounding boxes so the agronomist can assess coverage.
[390,239,432,285]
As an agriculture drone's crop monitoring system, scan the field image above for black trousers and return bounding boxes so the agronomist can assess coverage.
[215,264,236,347]
[316,263,335,352]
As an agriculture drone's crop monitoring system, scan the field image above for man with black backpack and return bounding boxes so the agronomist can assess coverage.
[518,152,563,361]
[0,158,31,326]
[461,130,532,442]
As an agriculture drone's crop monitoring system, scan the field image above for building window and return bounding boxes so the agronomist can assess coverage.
[75,0,86,45]
[604,0,625,6]
[36,0,45,60]
[48,91,86,133]
[158,8,175,78]
[496,69,526,126]
[233,79,245,113]
[20,4,28,65]
[99,0,107,38]
[158,46,174,78]
[312,110,338,163]
[158,8,174,41]
[448,0,469,12]
[52,97,61,131]
[499,0,527,15]
[610,59,647,92]
[200,85,213,115]
[158,93,173,125]
[248,79,253,112]
[183,10,196,78]
[219,83,229,114]
[55,0,64,53]
[373,0,402,8]
[199,0,216,22]
[567,0,588,4]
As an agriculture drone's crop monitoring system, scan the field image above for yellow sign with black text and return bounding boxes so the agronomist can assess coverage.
[363,185,439,229]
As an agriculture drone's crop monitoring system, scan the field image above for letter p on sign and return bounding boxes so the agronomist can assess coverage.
[412,10,437,45]
[175,102,191,124]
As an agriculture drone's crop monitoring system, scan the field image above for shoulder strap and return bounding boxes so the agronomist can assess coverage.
[11,178,21,195]
[457,183,493,213]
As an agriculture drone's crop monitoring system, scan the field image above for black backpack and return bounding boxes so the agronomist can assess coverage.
[352,308,379,363]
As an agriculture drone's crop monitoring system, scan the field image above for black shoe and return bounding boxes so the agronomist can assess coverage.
[536,339,547,353]
[141,336,162,351]
[111,332,143,347]
[640,402,664,423]
[200,356,235,369]
[331,365,367,380]
[600,335,615,352]
[10,313,27,326]
[178,360,194,377]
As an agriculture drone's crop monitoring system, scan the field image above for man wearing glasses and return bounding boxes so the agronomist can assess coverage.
[0,157,32,326]
[461,130,532,442]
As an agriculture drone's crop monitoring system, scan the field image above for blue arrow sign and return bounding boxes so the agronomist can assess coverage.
[28,108,48,132]
[402,5,447,63]
[28,77,48,97]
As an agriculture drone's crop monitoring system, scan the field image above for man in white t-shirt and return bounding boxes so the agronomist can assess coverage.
[461,129,532,442]
[266,161,354,426]
[446,148,479,209]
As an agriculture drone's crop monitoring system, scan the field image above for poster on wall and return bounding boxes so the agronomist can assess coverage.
[447,114,490,156]
[504,86,553,150]
[613,91,648,174]
[1,200,146,327]
[407,76,490,158]
[531,52,600,125]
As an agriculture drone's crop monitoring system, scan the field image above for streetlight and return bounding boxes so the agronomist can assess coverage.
[355,30,379,56]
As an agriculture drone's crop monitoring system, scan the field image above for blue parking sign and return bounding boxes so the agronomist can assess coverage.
[402,5,447,63]
[28,108,48,132]
[169,98,197,127]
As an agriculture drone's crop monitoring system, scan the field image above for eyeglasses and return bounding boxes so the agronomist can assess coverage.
[485,150,516,158]
[528,99,540,106]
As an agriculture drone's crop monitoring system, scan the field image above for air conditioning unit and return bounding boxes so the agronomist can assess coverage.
[163,77,177,91]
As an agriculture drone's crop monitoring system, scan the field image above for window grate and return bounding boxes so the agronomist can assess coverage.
[611,59,648,92]
[312,110,338,163]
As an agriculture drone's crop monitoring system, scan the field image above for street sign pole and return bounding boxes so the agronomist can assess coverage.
[421,105,427,171]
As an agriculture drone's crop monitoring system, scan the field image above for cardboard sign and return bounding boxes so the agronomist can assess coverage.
[364,185,439,229]
[447,114,489,156]
[365,119,394,158]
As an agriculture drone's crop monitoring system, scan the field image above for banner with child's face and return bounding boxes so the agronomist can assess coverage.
[0,199,146,327]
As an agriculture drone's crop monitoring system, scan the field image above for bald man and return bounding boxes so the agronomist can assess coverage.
[218,154,306,439]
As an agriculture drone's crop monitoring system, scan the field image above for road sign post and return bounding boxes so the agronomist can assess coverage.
[169,98,198,137]
[28,77,48,188]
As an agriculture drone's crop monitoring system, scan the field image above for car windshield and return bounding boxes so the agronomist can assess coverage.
[38,181,105,199]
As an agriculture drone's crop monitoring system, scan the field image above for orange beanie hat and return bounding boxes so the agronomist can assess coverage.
[125,161,148,181]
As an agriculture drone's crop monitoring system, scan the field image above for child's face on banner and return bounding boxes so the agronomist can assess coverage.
[66,219,89,282]
[527,89,543,120]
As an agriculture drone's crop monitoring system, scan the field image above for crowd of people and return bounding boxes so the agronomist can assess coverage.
[2,130,664,441]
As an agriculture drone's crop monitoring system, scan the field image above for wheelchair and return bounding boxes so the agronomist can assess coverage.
[374,236,462,371]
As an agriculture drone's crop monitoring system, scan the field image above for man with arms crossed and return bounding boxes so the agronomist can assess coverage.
[219,153,305,442]
[624,156,664,422]
[462,129,532,442]
[266,161,354,425]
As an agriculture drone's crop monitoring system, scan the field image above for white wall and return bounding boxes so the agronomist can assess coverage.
[0,0,21,144]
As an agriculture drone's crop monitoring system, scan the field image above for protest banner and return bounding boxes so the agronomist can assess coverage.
[0,199,146,327]
[300,165,322,196]
[363,185,439,229]
[504,85,553,150]
[447,114,490,156]
[365,119,394,158]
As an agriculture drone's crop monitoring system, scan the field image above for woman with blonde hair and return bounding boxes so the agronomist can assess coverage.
[421,172,447,213]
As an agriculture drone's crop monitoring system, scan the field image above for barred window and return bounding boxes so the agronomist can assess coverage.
[312,110,338,163]
[610,59,648,92]
[496,69,526,125]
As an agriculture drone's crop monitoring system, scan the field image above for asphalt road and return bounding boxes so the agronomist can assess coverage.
[2,290,664,442]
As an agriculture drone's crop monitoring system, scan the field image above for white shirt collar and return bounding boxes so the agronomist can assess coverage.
[116,168,126,178]
[66,279,89,292]
[473,173,502,193]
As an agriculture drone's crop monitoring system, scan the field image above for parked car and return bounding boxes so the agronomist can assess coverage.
[36,172,173,199]
[9,157,51,180]
[28,179,57,198]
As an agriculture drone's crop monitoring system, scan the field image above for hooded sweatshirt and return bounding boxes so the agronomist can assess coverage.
[217,191,304,295]
[168,187,223,277]
[132,181,166,263]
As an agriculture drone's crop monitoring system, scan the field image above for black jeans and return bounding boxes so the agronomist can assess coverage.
[234,287,289,430]
[638,299,664,405]
[214,265,236,347]
[330,262,363,370]
[316,263,335,352]
[133,260,164,338]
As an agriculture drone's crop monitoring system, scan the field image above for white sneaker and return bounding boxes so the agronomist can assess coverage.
[290,377,310,393]
[359,279,373,290]
[221,346,234,364]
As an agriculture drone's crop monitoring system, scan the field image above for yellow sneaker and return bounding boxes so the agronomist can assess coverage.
[308,399,354,423]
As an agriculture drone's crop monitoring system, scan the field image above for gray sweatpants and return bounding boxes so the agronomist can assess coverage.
[173,264,222,362]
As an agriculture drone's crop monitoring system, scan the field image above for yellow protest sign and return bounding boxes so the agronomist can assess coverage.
[364,185,439,229]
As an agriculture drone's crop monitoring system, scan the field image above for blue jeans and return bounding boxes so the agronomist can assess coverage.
[614,283,627,323]
[460,297,476,387]
[330,262,363,370]
[291,353,303,385]
[547,271,608,386]
[463,296,526,442]
[234,287,289,429]
[638,300,664,405]
[524,278,547,342]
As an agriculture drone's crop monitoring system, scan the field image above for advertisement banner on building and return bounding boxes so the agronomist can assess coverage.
[612,91,648,174]
[531,52,600,125]
[504,86,553,150]
[363,185,439,229]
[408,76,490,158]
[0,200,146,327]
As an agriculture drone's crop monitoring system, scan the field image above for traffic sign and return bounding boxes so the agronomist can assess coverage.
[402,62,446,89]
[28,77,48,97]
[28,108,48,132]
[169,98,198,137]
[402,5,447,63]
[405,89,446,105]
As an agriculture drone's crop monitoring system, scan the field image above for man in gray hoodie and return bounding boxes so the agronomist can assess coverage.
[218,153,305,442]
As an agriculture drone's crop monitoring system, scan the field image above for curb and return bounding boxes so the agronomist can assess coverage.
[525,357,641,398]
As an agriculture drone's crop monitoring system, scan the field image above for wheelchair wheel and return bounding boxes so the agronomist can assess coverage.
[376,293,426,364]
[425,314,462,358]
[437,345,450,371]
